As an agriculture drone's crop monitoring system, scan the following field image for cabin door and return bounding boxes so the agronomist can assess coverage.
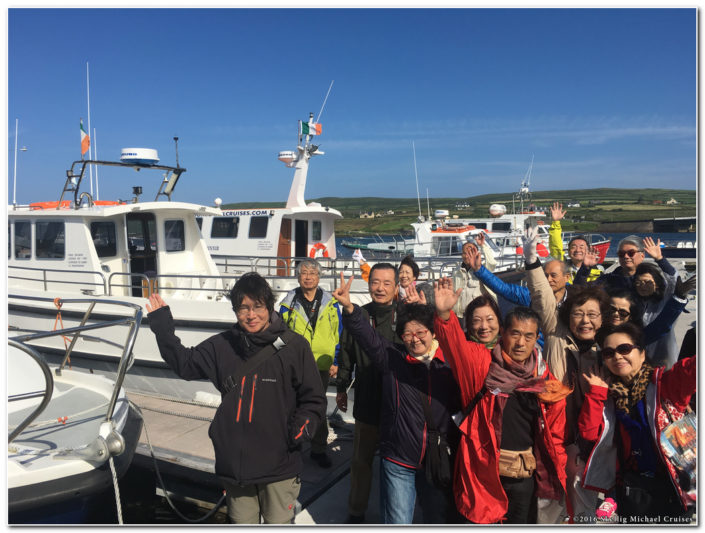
[294,220,308,259]
[126,213,158,297]
[277,218,292,276]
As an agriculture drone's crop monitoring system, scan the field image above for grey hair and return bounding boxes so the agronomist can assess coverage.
[618,235,644,252]
[296,258,322,277]
[544,259,570,275]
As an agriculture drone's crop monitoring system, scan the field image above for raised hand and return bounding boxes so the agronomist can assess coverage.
[643,236,663,260]
[332,273,355,314]
[467,243,483,272]
[583,246,599,268]
[146,293,167,313]
[403,283,425,304]
[522,226,539,264]
[551,202,566,222]
[583,364,611,389]
[475,231,486,249]
[675,274,697,299]
[433,277,462,320]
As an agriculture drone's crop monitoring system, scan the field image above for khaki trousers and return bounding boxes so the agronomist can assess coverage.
[223,476,301,524]
[348,419,380,517]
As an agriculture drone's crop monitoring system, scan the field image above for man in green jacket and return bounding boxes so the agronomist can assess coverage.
[280,259,342,469]
[548,202,603,282]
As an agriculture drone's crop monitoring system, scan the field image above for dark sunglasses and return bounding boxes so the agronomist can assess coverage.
[602,343,638,359]
[609,306,631,319]
[617,249,641,258]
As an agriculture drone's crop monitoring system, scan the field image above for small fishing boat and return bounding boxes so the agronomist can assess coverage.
[8,296,143,524]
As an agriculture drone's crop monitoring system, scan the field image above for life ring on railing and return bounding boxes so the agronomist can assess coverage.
[515,242,549,258]
[309,243,329,258]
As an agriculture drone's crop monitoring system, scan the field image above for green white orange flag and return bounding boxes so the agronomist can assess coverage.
[300,121,322,136]
[80,119,90,155]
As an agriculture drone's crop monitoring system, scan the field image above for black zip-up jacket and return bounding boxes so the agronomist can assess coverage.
[148,307,326,486]
[336,301,399,426]
[342,304,461,468]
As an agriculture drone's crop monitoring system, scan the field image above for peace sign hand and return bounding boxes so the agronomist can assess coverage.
[332,273,355,314]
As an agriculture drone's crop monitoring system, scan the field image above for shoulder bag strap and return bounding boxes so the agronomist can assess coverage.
[222,332,293,394]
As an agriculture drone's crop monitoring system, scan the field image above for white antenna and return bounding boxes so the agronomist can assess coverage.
[426,188,430,219]
[12,118,18,206]
[86,62,93,196]
[316,80,334,123]
[94,127,99,200]
[413,141,421,217]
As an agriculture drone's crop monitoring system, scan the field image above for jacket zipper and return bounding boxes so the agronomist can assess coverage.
[249,375,257,422]
[419,372,431,465]
[235,375,246,422]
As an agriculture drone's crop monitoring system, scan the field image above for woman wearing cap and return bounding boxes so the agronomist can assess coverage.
[579,322,695,523]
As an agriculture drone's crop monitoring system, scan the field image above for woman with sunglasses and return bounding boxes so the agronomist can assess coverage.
[579,322,696,523]
[333,275,461,524]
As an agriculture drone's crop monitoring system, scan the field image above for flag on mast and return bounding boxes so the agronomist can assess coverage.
[80,119,90,156]
[300,120,322,136]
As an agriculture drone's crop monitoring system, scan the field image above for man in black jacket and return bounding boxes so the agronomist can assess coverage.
[335,263,400,523]
[147,273,325,524]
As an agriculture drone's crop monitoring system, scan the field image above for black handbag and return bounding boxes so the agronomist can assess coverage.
[418,390,452,489]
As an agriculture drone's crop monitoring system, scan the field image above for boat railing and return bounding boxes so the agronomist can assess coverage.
[8,294,143,425]
[8,264,108,295]
[7,340,54,444]
[107,271,234,299]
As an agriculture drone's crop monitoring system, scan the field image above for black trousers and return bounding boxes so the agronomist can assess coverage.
[500,475,536,524]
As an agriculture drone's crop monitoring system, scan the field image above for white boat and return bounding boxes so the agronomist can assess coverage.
[7,134,372,400]
[8,297,143,524]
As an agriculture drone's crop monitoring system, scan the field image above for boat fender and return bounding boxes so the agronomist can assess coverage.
[309,242,329,258]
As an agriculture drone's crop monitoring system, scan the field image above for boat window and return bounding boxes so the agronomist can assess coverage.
[312,220,322,241]
[36,221,65,259]
[249,216,268,239]
[165,220,185,252]
[211,217,239,238]
[473,222,487,229]
[90,221,117,257]
[195,217,203,230]
[14,221,31,259]
[491,222,511,232]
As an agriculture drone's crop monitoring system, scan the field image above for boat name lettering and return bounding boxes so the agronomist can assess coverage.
[207,245,220,251]
[67,252,88,268]
[220,209,274,217]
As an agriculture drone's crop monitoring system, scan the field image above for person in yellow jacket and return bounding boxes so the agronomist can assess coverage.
[279,258,343,469]
[548,202,602,283]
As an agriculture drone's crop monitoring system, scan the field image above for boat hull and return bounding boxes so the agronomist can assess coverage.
[8,404,143,524]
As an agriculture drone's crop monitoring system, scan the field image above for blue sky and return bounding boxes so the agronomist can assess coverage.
[7,8,696,206]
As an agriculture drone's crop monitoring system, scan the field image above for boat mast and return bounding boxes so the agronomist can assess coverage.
[413,141,422,218]
[86,62,94,197]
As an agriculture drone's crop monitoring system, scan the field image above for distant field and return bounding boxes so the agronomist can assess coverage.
[222,187,696,235]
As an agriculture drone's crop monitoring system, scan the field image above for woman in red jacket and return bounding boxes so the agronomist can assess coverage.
[579,322,695,523]
[432,278,571,524]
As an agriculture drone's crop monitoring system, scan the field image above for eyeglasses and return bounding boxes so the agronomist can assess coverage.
[299,270,320,278]
[617,249,641,258]
[235,303,268,316]
[401,329,430,342]
[634,279,654,287]
[570,311,601,320]
[602,343,638,359]
[609,306,631,319]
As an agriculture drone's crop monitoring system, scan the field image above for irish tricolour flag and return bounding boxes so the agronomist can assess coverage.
[300,120,322,136]
[80,119,90,156]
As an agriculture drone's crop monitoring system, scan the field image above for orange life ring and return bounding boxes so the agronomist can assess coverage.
[309,242,329,258]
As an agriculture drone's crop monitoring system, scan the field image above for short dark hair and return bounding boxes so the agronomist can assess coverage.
[400,255,420,280]
[396,303,435,339]
[568,235,589,249]
[369,262,399,285]
[503,306,540,334]
[596,321,645,352]
[558,286,611,329]
[229,272,275,314]
[606,288,644,328]
[464,295,503,332]
[634,262,666,302]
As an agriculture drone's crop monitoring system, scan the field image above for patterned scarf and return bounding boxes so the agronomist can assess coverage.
[409,339,439,366]
[484,343,546,395]
[469,332,499,350]
[609,362,654,414]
